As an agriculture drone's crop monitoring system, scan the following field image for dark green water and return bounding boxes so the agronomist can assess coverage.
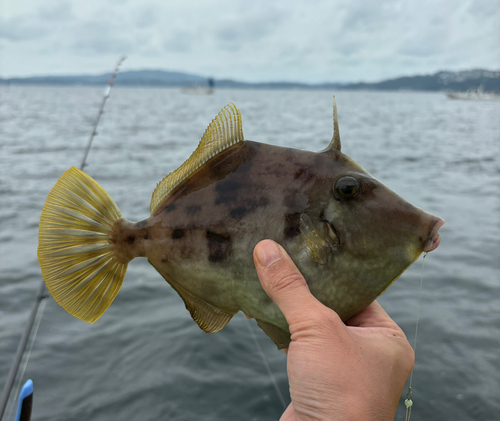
[1,86,499,420]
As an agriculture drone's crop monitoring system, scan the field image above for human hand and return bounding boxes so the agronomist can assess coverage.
[253,240,415,421]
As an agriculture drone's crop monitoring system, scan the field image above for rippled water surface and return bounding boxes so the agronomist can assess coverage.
[1,86,499,420]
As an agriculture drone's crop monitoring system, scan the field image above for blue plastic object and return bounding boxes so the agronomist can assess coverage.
[15,380,33,421]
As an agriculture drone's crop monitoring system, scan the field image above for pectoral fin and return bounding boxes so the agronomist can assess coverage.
[300,213,332,265]
[256,319,291,350]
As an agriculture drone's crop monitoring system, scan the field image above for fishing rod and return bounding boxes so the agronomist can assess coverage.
[80,56,126,170]
[0,56,126,421]
[14,380,32,421]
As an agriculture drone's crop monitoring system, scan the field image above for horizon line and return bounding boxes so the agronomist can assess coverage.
[1,67,499,87]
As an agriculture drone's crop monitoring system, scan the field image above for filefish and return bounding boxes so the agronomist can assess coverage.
[38,100,444,349]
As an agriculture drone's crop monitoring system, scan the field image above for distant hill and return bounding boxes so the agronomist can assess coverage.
[0,70,207,87]
[344,69,500,92]
[1,69,499,92]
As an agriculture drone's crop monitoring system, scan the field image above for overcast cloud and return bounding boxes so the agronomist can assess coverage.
[0,0,498,82]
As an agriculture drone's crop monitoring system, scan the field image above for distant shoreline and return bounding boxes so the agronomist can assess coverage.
[1,69,499,92]
[0,84,480,95]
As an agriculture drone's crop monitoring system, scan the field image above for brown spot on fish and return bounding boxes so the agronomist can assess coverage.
[230,207,248,219]
[206,231,232,263]
[294,168,316,183]
[284,213,301,238]
[294,168,306,180]
[165,203,177,213]
[230,197,270,220]
[215,180,242,205]
[126,235,135,244]
[172,229,184,239]
[206,231,230,243]
[186,205,201,215]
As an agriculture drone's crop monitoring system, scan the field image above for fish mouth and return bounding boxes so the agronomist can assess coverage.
[423,217,445,252]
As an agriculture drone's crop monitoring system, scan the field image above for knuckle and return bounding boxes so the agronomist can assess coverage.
[311,306,339,327]
[325,308,343,325]
[322,310,346,335]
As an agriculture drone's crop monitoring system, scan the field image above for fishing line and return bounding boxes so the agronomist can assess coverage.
[245,318,288,410]
[404,252,427,421]
[0,56,125,421]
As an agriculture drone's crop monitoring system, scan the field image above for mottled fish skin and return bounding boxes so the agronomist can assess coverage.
[111,140,439,342]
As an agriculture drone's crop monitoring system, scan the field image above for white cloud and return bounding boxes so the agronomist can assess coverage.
[0,0,498,81]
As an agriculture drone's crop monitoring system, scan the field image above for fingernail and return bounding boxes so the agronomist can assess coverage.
[256,241,283,268]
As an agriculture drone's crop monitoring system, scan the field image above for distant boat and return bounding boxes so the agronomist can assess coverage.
[445,85,500,102]
[181,78,215,95]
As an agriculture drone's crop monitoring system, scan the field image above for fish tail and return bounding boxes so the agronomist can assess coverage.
[38,167,127,323]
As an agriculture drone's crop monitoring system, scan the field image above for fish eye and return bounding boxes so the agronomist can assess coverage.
[334,176,360,199]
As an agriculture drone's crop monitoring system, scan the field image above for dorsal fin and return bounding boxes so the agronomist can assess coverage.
[150,103,244,214]
[326,96,341,151]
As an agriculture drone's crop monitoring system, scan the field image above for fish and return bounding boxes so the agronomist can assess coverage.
[38,100,444,349]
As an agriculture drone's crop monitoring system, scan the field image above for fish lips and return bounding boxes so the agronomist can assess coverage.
[423,217,445,252]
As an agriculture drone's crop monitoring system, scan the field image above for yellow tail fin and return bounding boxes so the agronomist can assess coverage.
[38,167,127,323]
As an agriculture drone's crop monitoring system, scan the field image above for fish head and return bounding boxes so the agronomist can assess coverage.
[317,150,444,303]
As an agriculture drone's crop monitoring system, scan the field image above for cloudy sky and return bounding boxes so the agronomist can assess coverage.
[1,0,498,82]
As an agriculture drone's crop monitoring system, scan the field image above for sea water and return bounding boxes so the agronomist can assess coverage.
[0,86,499,421]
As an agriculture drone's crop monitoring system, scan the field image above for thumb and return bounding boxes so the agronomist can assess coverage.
[253,240,328,328]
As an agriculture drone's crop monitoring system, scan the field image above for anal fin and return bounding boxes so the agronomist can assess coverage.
[256,319,291,350]
[176,282,235,333]
[150,261,236,333]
